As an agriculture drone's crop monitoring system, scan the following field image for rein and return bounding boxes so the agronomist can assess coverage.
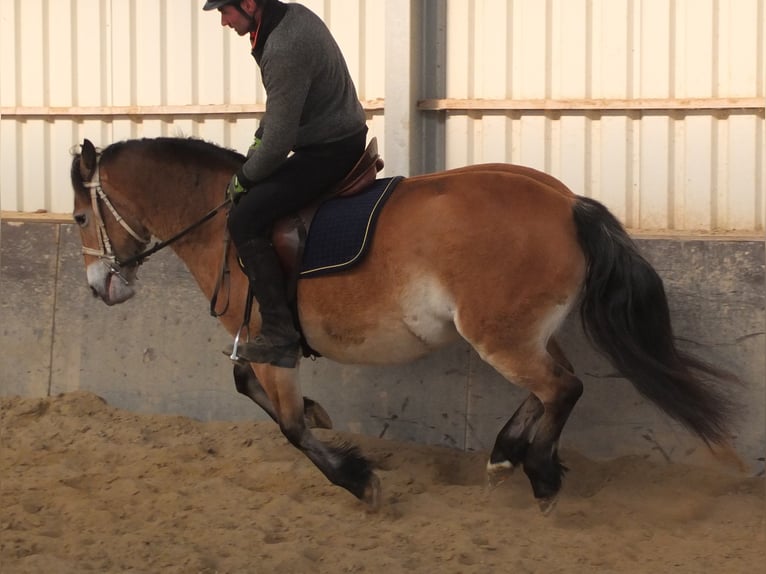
[118,198,231,269]
[82,158,231,284]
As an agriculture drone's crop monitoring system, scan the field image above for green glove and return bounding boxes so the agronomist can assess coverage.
[247,135,262,159]
[227,174,247,203]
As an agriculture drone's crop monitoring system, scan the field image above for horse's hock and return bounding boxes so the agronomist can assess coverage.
[1,219,764,475]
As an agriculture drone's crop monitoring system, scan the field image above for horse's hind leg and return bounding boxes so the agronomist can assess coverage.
[523,367,583,513]
[469,335,583,512]
[486,338,575,483]
[486,337,574,485]
[547,336,574,373]
[232,364,333,429]
[251,364,380,508]
[487,393,544,486]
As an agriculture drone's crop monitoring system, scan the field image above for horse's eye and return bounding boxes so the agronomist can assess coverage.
[74,213,88,227]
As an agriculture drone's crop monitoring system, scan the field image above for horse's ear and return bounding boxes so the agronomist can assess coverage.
[80,139,97,181]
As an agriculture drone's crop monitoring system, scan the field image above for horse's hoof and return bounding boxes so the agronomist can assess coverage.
[486,460,515,488]
[304,400,333,430]
[537,494,559,515]
[362,473,382,512]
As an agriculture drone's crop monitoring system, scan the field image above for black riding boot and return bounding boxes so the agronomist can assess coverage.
[229,237,300,368]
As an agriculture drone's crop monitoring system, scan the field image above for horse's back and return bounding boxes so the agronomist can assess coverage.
[409,162,577,199]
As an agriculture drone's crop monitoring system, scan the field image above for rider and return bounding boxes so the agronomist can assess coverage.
[203,0,368,367]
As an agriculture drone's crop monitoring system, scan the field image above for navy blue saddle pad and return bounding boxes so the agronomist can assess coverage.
[299,176,403,278]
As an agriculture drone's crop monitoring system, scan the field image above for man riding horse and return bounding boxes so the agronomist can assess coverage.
[204,0,368,367]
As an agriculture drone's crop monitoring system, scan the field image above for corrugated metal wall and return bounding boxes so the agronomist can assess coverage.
[0,0,386,214]
[439,0,765,230]
[1,0,764,231]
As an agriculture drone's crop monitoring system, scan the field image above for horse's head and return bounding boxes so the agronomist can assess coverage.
[71,139,151,306]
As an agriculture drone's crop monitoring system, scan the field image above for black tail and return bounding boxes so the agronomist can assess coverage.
[572,196,737,446]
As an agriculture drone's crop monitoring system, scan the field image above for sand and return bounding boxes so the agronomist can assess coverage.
[1,391,763,574]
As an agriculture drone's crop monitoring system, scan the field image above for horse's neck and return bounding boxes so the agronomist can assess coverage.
[133,169,232,303]
[174,211,231,302]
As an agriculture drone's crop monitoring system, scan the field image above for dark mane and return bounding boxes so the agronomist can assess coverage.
[101,137,245,167]
[71,137,244,200]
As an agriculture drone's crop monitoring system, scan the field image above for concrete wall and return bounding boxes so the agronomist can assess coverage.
[1,220,763,474]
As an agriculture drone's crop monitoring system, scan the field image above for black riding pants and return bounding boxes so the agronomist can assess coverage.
[227,129,367,246]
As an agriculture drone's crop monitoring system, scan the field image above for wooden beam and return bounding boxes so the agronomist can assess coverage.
[417,97,765,112]
[2,97,761,118]
[1,211,74,224]
[0,99,386,119]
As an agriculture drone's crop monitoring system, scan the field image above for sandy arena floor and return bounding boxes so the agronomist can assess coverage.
[1,391,763,574]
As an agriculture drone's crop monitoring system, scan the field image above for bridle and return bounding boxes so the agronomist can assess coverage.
[81,162,152,285]
[80,153,231,286]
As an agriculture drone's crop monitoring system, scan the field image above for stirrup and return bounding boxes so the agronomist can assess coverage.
[228,336,300,369]
[225,323,251,365]
[225,280,256,364]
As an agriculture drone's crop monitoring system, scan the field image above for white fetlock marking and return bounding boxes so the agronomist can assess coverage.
[486,460,515,488]
[486,460,513,473]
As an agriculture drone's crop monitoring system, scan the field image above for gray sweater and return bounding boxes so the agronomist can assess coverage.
[240,3,367,184]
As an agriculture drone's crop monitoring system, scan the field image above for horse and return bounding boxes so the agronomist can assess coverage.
[70,136,737,512]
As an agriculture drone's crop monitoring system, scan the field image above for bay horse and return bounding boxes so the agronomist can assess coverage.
[70,137,736,512]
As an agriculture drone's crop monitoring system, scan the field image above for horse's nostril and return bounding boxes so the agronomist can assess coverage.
[90,286,98,298]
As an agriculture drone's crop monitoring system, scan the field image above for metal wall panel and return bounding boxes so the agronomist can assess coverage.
[0,0,385,214]
[1,0,764,231]
[443,0,764,231]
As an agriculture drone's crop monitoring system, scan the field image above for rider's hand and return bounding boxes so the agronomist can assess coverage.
[226,174,247,204]
[246,135,262,159]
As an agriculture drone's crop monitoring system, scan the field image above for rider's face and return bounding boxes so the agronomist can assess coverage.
[219,5,251,36]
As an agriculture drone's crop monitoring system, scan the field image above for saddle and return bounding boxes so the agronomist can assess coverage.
[271,137,385,280]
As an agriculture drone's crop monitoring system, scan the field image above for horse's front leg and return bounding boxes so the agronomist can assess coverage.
[232,363,333,429]
[252,364,381,508]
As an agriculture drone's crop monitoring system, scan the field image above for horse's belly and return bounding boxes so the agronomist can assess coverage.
[300,278,460,365]
[306,320,459,365]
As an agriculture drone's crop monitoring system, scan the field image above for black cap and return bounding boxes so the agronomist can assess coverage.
[203,1,239,11]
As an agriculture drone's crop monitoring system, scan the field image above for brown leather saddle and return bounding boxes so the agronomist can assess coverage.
[271,137,385,280]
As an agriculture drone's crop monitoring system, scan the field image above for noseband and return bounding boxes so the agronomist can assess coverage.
[80,152,231,284]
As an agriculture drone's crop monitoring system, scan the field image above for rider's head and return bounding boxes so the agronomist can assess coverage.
[203,0,262,35]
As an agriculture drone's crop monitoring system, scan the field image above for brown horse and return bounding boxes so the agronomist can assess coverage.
[70,137,736,512]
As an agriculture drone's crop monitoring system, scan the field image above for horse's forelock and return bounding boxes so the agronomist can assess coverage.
[70,152,90,200]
